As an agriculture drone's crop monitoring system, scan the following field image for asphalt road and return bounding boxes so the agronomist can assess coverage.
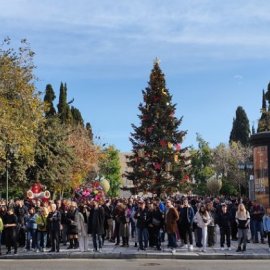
[1,259,270,270]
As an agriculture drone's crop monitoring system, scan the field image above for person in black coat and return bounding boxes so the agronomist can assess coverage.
[47,203,61,252]
[66,202,79,249]
[217,204,232,250]
[88,201,105,252]
[3,207,18,254]
[150,202,164,250]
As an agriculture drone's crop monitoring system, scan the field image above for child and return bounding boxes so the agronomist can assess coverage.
[263,207,270,252]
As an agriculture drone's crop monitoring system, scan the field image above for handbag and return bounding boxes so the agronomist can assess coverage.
[152,217,161,226]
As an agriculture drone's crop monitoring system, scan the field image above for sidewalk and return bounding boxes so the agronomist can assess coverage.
[1,238,270,260]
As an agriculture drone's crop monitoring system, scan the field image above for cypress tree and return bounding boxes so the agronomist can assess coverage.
[86,122,93,141]
[126,60,189,196]
[44,84,56,117]
[229,106,250,146]
[257,89,270,132]
[57,82,72,124]
[71,106,84,126]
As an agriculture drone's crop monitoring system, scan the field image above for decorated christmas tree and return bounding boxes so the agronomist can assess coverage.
[126,59,189,196]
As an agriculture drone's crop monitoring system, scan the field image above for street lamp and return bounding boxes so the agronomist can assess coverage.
[5,144,18,203]
[238,161,253,197]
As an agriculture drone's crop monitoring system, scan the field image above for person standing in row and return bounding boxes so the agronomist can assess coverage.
[25,207,38,251]
[263,207,270,252]
[47,203,61,252]
[135,200,150,251]
[194,204,210,252]
[88,201,105,252]
[217,204,231,251]
[165,199,179,252]
[67,202,79,249]
[235,203,250,252]
[77,205,88,252]
[36,207,48,252]
[0,215,3,255]
[179,198,194,251]
[3,207,18,254]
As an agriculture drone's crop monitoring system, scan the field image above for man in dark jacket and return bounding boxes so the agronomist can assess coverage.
[179,198,194,251]
[88,201,105,252]
[134,199,150,251]
[47,203,61,252]
[217,203,231,250]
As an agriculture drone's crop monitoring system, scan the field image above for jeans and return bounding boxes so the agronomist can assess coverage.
[252,220,264,242]
[168,232,177,248]
[92,233,102,250]
[137,227,149,249]
[37,231,47,250]
[26,228,37,250]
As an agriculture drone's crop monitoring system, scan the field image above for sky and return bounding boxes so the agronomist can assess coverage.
[1,0,270,152]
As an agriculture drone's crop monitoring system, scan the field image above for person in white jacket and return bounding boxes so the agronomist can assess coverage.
[77,205,89,252]
[194,204,211,252]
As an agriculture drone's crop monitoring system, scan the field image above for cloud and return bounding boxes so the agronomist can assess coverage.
[2,0,270,77]
[234,75,243,80]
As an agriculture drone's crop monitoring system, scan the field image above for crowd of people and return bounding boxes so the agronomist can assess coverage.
[0,195,270,255]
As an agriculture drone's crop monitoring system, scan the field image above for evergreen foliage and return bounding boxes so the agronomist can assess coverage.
[229,106,250,146]
[258,88,270,132]
[86,122,94,141]
[57,82,72,124]
[44,84,56,117]
[71,106,84,126]
[126,60,189,196]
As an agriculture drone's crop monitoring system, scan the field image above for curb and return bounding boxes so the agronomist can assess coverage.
[1,252,270,260]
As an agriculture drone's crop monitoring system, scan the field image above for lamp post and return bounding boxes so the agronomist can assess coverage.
[238,161,253,197]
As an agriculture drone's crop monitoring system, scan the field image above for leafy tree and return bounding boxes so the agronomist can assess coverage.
[67,126,100,189]
[0,38,44,186]
[190,134,214,185]
[206,175,222,195]
[27,117,75,197]
[44,84,56,117]
[126,60,189,196]
[229,106,250,146]
[213,142,252,196]
[99,146,122,197]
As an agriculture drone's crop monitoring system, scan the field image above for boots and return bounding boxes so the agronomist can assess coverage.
[67,239,74,249]
[74,238,79,249]
[236,246,241,252]
[242,245,246,251]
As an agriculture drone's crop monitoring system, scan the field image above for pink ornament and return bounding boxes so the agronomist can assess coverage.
[154,163,161,170]
[175,144,181,151]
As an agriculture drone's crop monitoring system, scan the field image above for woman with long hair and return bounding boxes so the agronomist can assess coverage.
[235,203,250,252]
[194,204,211,252]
